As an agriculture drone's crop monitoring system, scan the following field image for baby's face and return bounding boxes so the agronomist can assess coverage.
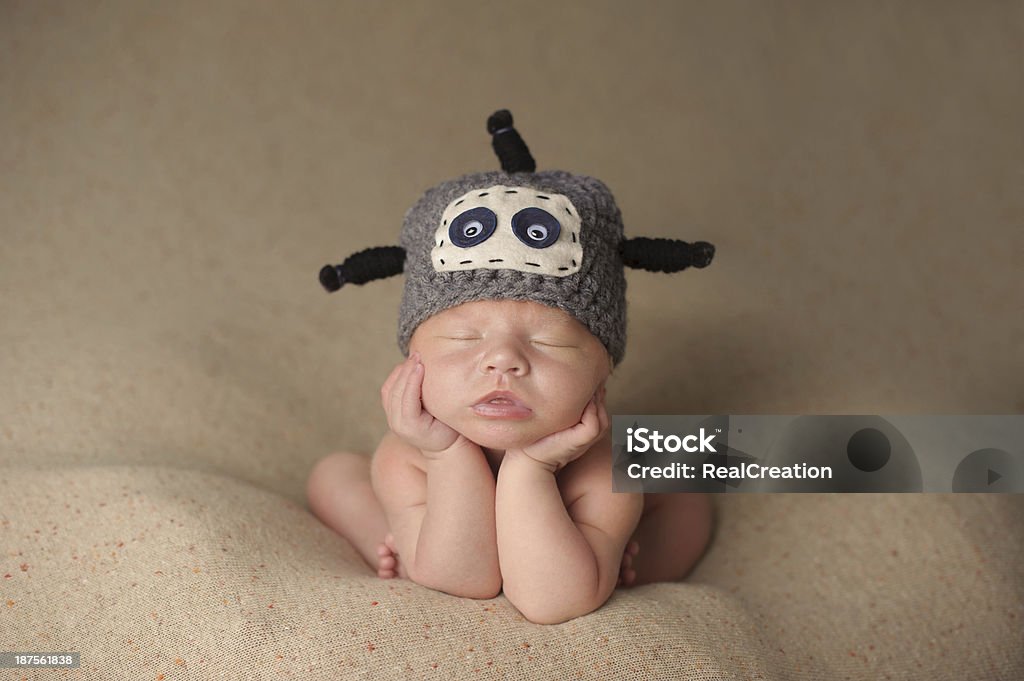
[409,299,612,451]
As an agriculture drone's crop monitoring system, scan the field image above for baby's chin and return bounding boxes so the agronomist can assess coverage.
[455,424,531,451]
[455,415,572,451]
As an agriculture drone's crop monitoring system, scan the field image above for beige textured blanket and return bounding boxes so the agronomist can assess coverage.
[5,468,1020,679]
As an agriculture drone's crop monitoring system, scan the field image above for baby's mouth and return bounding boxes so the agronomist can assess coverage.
[471,391,532,419]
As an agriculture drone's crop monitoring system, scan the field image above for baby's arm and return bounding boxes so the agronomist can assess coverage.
[495,393,644,624]
[371,432,500,598]
[374,353,501,599]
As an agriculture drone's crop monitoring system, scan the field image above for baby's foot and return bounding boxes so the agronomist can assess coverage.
[375,533,400,579]
[617,540,640,587]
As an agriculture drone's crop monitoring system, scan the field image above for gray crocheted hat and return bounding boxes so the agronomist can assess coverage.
[319,110,715,366]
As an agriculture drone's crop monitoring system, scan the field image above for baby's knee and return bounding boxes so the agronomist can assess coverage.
[698,493,714,528]
[684,494,714,564]
[681,493,714,542]
[315,450,371,475]
[306,452,369,502]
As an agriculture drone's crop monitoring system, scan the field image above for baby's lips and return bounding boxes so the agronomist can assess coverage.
[470,395,533,420]
[472,390,529,409]
[469,390,534,421]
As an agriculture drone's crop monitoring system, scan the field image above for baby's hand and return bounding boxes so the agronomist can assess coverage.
[511,386,609,473]
[381,352,461,455]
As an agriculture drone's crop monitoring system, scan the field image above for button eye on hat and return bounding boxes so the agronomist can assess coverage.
[318,110,716,365]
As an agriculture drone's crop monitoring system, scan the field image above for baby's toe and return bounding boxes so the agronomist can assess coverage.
[374,535,402,580]
[626,540,640,556]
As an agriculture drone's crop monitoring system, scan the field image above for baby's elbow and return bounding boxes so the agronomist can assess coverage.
[451,573,503,600]
[465,581,503,601]
[519,605,573,626]
[507,587,607,625]
[515,597,600,625]
[409,564,501,600]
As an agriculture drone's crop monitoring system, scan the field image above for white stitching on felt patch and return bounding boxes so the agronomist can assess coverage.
[431,185,583,276]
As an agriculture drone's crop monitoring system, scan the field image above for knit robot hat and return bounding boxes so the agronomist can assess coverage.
[319,110,715,366]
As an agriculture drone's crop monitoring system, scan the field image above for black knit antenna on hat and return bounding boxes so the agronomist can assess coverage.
[319,245,405,292]
[619,237,716,272]
[488,109,535,173]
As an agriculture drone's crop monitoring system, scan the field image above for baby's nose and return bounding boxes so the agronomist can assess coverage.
[479,342,529,376]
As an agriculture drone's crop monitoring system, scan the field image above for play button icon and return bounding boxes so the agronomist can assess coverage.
[952,449,1024,492]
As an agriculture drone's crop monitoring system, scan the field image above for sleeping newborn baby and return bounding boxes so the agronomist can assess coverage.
[306,110,716,624]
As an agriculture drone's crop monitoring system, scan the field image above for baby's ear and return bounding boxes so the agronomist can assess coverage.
[319,245,406,292]
[619,237,715,273]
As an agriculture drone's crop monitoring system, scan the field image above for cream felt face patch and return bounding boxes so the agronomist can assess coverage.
[431,185,583,276]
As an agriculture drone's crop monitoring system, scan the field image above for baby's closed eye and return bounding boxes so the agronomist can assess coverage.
[530,338,577,349]
[437,332,481,342]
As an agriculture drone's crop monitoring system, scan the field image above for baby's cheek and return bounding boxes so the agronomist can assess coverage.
[557,381,599,416]
[546,396,591,432]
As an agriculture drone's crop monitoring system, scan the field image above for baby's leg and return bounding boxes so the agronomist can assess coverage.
[306,452,397,577]
[629,493,713,585]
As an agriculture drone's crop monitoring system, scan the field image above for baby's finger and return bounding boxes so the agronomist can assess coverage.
[387,356,415,425]
[401,354,425,421]
[570,397,600,444]
[380,359,408,409]
[582,395,599,427]
[597,390,610,434]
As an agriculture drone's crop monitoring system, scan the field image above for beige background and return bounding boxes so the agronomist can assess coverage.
[3,1,1022,497]
[1,2,1022,679]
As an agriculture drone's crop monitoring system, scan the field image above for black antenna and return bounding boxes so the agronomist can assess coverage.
[487,110,535,173]
[319,246,406,292]
[620,238,715,272]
